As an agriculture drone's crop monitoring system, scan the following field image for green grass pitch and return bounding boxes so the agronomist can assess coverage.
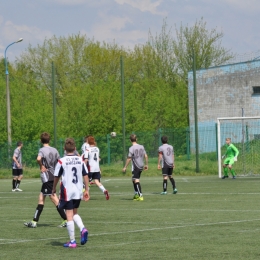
[0,176,260,260]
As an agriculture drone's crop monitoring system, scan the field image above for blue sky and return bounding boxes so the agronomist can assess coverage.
[1,0,260,61]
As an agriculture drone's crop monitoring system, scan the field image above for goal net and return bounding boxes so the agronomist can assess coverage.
[217,116,260,178]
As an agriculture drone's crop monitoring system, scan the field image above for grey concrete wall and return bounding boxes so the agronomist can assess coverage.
[188,60,260,153]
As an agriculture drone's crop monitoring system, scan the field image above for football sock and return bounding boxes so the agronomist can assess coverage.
[56,206,67,220]
[163,179,167,192]
[12,179,16,189]
[16,180,21,188]
[230,168,235,176]
[136,182,142,197]
[133,181,138,193]
[98,185,106,193]
[73,214,84,231]
[66,220,75,241]
[224,167,228,176]
[169,177,176,189]
[33,204,44,222]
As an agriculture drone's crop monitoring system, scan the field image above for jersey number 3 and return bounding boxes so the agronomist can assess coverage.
[72,167,78,184]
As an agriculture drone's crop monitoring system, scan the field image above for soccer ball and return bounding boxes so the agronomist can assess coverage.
[110,132,116,137]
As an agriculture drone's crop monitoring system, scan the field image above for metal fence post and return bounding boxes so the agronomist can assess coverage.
[107,134,111,165]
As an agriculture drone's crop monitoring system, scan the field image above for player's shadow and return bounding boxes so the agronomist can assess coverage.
[24,223,51,228]
[88,198,98,200]
[50,241,64,247]
[36,223,52,227]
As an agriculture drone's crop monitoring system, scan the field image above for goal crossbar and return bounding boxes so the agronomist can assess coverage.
[217,116,260,178]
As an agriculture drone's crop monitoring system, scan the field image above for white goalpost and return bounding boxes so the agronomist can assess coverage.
[217,116,260,178]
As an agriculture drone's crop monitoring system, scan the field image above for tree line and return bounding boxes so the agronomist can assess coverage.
[0,18,233,144]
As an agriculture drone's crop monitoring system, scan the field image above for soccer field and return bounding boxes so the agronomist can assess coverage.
[0,176,260,260]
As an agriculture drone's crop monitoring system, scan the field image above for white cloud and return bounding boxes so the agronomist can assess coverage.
[2,21,53,42]
[0,19,53,60]
[81,13,147,49]
[114,0,166,15]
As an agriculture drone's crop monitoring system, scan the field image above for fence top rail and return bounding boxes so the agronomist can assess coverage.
[217,116,260,121]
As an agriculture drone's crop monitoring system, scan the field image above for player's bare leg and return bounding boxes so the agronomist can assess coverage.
[94,179,109,200]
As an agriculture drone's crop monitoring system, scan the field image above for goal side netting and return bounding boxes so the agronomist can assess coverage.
[217,116,260,178]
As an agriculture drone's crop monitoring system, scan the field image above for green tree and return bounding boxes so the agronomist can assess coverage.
[172,17,234,80]
[148,18,234,81]
[4,19,231,144]
[17,34,125,138]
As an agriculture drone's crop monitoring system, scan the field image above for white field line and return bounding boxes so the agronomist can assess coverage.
[1,191,260,195]
[2,207,259,212]
[0,218,260,245]
[0,180,40,184]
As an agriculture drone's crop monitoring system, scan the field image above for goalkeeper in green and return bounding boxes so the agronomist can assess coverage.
[222,138,239,179]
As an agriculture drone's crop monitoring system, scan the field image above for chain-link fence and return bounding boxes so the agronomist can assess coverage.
[0,128,196,168]
[3,124,258,176]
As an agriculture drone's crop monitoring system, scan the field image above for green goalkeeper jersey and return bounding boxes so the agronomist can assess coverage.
[224,143,239,158]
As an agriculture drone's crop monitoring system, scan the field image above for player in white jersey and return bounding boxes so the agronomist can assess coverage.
[158,135,177,195]
[52,138,89,248]
[24,132,67,228]
[80,135,96,186]
[83,136,109,200]
[81,135,90,155]
[123,134,148,201]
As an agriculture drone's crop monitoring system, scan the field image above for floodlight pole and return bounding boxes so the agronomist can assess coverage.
[4,38,23,156]
[52,61,57,148]
[192,49,200,173]
[120,56,126,166]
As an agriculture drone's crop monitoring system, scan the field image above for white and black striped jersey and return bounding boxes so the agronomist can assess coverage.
[158,144,174,168]
[54,155,88,201]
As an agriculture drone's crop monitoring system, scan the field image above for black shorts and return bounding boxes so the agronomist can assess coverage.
[12,168,23,177]
[132,169,142,180]
[58,199,81,210]
[88,172,101,180]
[162,167,173,176]
[41,181,54,196]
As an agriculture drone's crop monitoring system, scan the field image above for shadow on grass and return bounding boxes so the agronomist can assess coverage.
[50,241,64,247]
[88,198,99,201]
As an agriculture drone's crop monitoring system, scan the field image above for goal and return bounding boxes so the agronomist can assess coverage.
[217,116,260,178]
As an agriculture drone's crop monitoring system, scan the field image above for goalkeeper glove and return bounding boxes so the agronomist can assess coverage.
[234,156,237,162]
[221,155,225,159]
